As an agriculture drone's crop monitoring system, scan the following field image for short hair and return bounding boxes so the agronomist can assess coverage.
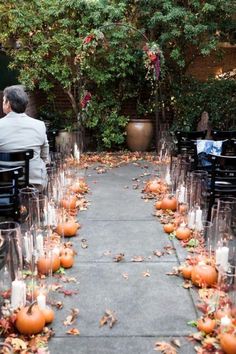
[3,85,29,113]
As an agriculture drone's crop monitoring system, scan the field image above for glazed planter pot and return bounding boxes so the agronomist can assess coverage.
[126,119,154,151]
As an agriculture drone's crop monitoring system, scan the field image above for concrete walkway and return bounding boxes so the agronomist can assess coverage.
[49,161,198,354]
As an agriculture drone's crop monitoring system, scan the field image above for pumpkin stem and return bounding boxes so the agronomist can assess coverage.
[27,300,37,315]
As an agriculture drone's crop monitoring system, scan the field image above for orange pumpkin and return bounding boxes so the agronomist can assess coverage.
[155,201,162,210]
[175,226,191,240]
[197,317,216,334]
[37,253,60,275]
[56,221,80,237]
[70,180,88,193]
[220,333,236,354]
[60,252,74,268]
[60,196,77,210]
[191,264,218,288]
[180,265,193,279]
[161,196,177,211]
[60,247,74,257]
[163,223,175,234]
[15,302,45,335]
[41,306,55,324]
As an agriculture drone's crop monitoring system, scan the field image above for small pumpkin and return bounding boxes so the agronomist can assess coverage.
[37,253,60,275]
[220,333,236,354]
[60,247,74,257]
[56,221,80,237]
[60,252,74,268]
[70,180,88,193]
[175,226,191,240]
[163,223,175,234]
[161,196,177,211]
[197,317,216,334]
[15,302,45,335]
[155,201,162,210]
[180,264,193,279]
[191,264,218,288]
[60,195,77,210]
[41,306,55,324]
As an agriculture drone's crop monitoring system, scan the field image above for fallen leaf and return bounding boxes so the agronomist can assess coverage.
[142,270,150,277]
[63,308,80,326]
[10,338,28,351]
[154,341,178,353]
[122,272,129,280]
[81,239,88,249]
[131,255,144,262]
[166,267,179,276]
[171,339,181,348]
[103,250,111,256]
[153,250,163,257]
[51,301,64,309]
[58,289,79,296]
[66,328,80,335]
[182,280,193,289]
[113,253,125,262]
[99,309,117,328]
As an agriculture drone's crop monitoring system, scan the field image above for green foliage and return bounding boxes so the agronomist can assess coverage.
[171,77,236,131]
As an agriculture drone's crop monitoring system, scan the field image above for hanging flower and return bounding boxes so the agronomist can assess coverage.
[143,43,163,81]
[83,34,95,45]
[80,92,92,109]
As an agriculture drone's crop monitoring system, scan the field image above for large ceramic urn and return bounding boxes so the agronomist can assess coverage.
[126,119,154,151]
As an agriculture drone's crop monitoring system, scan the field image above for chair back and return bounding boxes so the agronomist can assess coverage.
[211,130,236,141]
[175,130,207,154]
[207,154,236,218]
[0,150,33,188]
[222,139,236,156]
[0,167,23,219]
[47,129,58,153]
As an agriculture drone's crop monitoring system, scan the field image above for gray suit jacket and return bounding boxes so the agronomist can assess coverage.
[0,111,49,187]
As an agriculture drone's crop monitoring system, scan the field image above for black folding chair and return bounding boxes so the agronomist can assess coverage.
[0,149,34,188]
[174,131,207,170]
[207,154,236,219]
[211,130,236,141]
[0,166,23,220]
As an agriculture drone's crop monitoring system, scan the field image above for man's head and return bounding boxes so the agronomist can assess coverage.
[3,85,29,114]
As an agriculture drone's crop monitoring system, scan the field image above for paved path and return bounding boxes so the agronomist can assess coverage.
[49,161,198,353]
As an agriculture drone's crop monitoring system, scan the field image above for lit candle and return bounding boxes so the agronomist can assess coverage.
[195,207,203,231]
[220,315,231,329]
[74,143,80,162]
[11,279,26,309]
[165,169,171,186]
[36,233,44,256]
[215,246,229,271]
[187,210,195,229]
[37,293,46,309]
[178,184,186,204]
[24,235,31,262]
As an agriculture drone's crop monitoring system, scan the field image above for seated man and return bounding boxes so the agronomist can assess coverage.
[0,85,49,190]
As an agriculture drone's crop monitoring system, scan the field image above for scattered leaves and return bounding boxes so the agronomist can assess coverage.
[66,328,80,336]
[182,280,193,289]
[113,253,125,262]
[131,255,144,262]
[122,272,129,280]
[63,308,80,326]
[81,239,88,249]
[142,270,151,277]
[154,341,178,353]
[99,310,117,329]
[153,249,163,257]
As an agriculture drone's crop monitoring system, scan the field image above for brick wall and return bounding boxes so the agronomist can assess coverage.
[186,46,236,81]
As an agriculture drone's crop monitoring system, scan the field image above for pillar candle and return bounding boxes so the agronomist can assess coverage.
[195,207,203,231]
[215,246,229,271]
[11,279,26,309]
[187,210,195,229]
[37,293,46,309]
[36,233,44,256]
[178,184,186,204]
[24,235,31,262]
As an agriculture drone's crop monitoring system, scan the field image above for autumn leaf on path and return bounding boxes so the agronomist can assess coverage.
[182,280,193,289]
[64,308,80,326]
[153,249,163,257]
[122,272,129,280]
[81,239,88,249]
[131,255,144,262]
[103,250,111,256]
[99,309,117,328]
[154,341,178,353]
[166,267,179,276]
[113,253,125,262]
[66,328,80,335]
[142,270,151,277]
[58,288,79,296]
[9,338,27,351]
[51,301,64,309]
